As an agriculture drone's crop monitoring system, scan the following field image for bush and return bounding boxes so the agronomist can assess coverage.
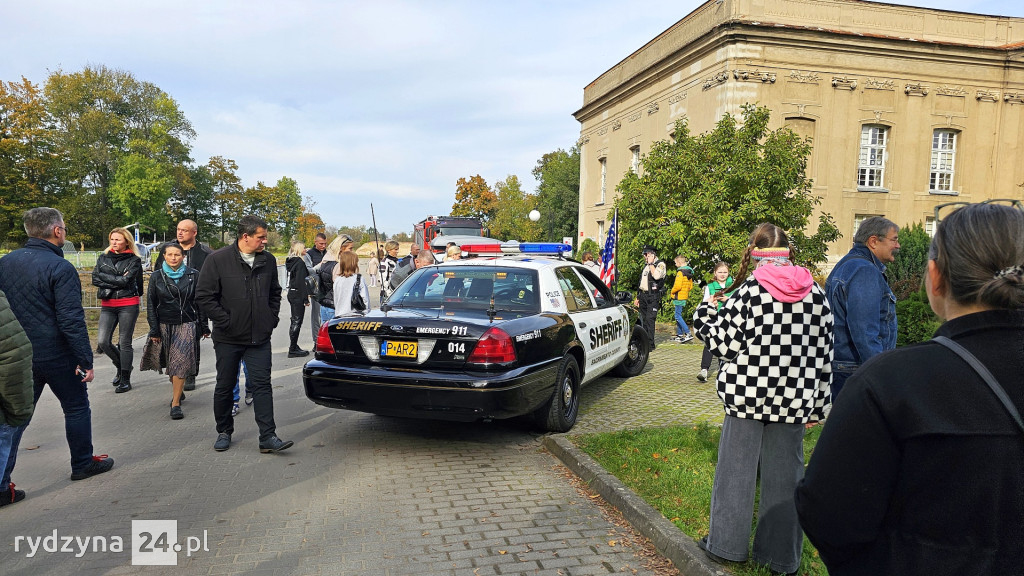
[576,237,600,262]
[888,222,931,300]
[896,288,941,346]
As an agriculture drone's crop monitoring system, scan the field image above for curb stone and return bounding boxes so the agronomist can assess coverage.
[544,434,729,576]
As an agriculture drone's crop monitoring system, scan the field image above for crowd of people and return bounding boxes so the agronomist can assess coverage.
[0,203,1021,576]
[631,207,1022,575]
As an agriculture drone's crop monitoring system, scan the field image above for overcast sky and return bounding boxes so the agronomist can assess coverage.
[4,0,1022,238]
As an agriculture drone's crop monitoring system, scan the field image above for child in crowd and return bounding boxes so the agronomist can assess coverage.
[670,255,695,344]
[697,262,734,382]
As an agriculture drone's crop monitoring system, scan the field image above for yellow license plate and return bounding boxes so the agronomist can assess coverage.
[380,340,417,358]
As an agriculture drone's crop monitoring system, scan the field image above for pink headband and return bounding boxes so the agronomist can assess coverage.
[751,247,790,260]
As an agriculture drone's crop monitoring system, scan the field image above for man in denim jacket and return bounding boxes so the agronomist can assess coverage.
[825,217,900,400]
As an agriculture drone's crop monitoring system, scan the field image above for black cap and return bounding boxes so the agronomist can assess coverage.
[642,245,657,255]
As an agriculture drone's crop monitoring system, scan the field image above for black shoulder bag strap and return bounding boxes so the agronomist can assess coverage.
[933,336,1024,435]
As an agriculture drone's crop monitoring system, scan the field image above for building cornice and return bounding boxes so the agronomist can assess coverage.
[578,0,1024,117]
[574,20,1024,123]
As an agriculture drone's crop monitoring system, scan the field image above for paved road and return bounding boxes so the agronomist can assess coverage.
[0,272,721,575]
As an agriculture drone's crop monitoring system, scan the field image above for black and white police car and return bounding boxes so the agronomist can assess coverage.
[302,242,650,432]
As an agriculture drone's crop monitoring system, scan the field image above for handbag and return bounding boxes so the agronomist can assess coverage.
[304,273,319,299]
[351,274,367,312]
[933,336,1024,435]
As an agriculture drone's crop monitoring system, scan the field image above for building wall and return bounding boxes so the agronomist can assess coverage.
[575,0,1024,268]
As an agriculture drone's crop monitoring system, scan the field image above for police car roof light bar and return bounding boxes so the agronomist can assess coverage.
[460,242,570,257]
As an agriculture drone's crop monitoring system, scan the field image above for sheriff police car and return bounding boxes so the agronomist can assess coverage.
[302,242,650,432]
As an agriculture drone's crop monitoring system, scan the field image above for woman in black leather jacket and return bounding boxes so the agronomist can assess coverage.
[285,242,310,358]
[147,243,208,420]
[92,227,144,393]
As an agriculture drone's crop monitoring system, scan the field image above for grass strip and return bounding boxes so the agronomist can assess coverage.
[572,422,828,576]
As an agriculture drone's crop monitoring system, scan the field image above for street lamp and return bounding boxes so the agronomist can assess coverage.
[528,210,541,222]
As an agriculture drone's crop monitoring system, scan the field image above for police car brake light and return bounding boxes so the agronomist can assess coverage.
[315,322,336,355]
[466,327,517,364]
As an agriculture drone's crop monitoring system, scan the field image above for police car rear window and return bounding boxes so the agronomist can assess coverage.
[389,267,540,313]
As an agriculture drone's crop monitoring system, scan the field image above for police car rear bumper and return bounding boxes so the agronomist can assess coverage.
[302,359,561,422]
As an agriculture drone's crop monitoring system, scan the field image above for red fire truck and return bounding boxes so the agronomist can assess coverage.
[414,216,485,252]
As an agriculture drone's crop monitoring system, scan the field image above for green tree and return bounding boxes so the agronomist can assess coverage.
[0,77,63,245]
[533,147,580,242]
[887,221,931,299]
[208,155,244,242]
[615,104,839,288]
[109,151,174,230]
[275,176,303,240]
[489,175,541,242]
[44,65,194,245]
[451,175,497,225]
[169,163,218,240]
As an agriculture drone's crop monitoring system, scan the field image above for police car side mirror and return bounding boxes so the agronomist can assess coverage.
[615,291,633,304]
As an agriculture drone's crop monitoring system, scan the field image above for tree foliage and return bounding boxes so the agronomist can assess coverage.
[615,104,839,288]
[451,174,497,224]
[533,147,580,242]
[0,66,324,249]
[0,77,61,244]
[489,175,541,242]
[44,65,195,240]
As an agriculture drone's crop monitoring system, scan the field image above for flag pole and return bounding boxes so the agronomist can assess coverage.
[370,203,386,302]
[611,207,618,293]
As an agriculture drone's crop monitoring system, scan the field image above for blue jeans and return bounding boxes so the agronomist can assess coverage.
[97,304,139,373]
[0,422,18,490]
[4,357,95,481]
[319,306,335,324]
[232,361,249,403]
[674,302,691,337]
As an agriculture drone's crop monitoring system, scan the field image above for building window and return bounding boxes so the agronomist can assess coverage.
[929,129,957,194]
[597,220,605,241]
[630,146,640,174]
[925,216,936,238]
[858,125,888,189]
[853,213,883,239]
[599,158,607,204]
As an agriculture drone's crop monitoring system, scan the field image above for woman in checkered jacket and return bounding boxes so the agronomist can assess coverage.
[692,222,833,576]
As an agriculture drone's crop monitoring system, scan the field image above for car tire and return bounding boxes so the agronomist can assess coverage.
[535,356,580,433]
[611,327,650,377]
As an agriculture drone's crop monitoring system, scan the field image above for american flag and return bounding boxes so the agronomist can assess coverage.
[599,210,617,288]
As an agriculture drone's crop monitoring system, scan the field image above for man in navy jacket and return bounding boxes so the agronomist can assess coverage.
[0,207,114,484]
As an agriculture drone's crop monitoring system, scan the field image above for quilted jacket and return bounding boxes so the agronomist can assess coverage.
[0,288,34,427]
[0,238,93,369]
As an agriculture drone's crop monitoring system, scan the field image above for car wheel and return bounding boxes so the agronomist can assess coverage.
[536,356,580,433]
[611,327,649,377]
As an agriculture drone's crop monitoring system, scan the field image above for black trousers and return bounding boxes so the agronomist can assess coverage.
[288,294,305,327]
[213,340,277,442]
[637,290,659,347]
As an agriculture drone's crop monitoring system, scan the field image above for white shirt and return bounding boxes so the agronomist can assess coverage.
[332,274,371,317]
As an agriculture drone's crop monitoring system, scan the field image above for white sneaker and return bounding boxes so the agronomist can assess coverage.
[697,369,708,382]
[680,334,694,344]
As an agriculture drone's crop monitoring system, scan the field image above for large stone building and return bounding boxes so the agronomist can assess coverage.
[574,0,1024,267]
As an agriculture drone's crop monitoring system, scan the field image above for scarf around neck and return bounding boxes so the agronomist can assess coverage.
[162,261,185,282]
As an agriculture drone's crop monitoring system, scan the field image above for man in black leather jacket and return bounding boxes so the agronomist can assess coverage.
[196,215,292,454]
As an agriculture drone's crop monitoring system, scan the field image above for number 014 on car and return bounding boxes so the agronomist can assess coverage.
[380,340,417,358]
